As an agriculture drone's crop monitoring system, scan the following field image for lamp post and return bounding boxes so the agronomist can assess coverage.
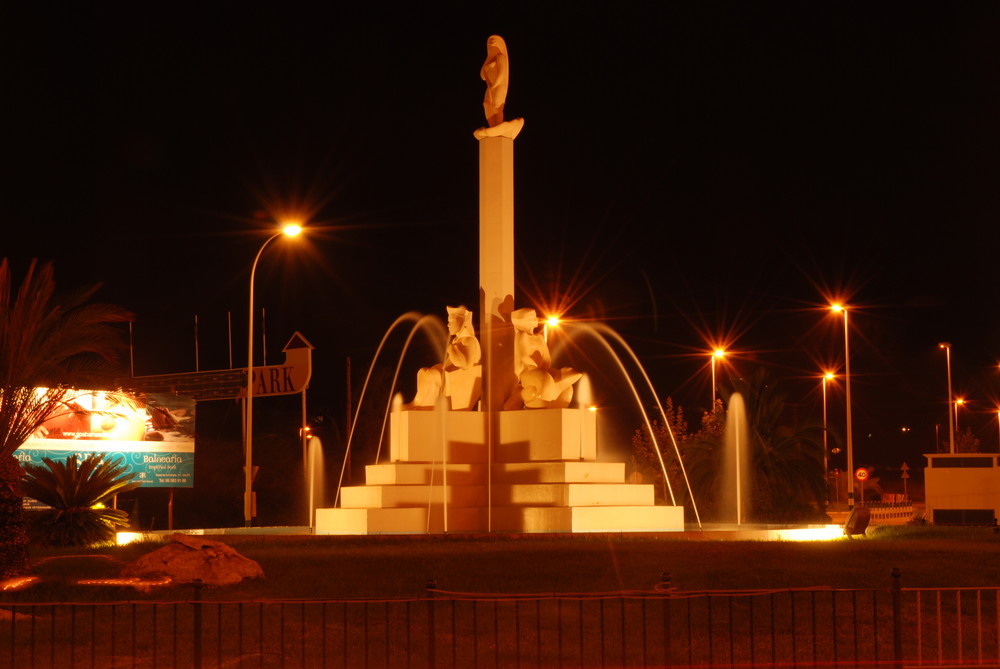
[542,315,560,343]
[711,349,726,407]
[244,223,302,527]
[939,343,955,454]
[821,371,835,505]
[830,304,855,510]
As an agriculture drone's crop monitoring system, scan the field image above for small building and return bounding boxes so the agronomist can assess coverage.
[924,453,1000,525]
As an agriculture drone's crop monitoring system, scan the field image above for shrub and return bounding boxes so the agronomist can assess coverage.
[22,453,141,547]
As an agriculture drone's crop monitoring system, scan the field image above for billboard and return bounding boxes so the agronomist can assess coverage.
[14,390,196,488]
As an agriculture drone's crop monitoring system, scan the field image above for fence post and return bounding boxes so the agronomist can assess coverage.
[659,571,673,667]
[891,567,902,669]
[193,579,203,669]
[426,578,437,669]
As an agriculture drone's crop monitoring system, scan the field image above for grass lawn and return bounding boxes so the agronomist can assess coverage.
[16,524,1000,602]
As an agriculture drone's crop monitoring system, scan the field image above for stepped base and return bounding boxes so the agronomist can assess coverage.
[339,481,654,509]
[318,408,685,535]
[315,504,684,534]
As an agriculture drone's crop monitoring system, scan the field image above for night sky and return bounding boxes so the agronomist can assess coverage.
[6,3,1000,476]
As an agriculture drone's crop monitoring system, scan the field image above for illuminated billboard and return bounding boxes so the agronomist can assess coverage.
[14,390,195,488]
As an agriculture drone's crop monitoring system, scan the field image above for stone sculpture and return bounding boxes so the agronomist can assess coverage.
[411,306,482,410]
[480,35,509,127]
[505,308,582,410]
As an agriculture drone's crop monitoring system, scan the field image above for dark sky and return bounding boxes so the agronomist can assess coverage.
[5,2,1000,468]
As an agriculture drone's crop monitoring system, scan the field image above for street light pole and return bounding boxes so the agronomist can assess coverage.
[244,224,302,527]
[939,343,955,454]
[711,349,725,407]
[822,371,834,506]
[831,304,855,510]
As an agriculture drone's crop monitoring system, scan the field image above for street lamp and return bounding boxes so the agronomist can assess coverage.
[711,348,726,407]
[821,371,835,505]
[938,343,955,454]
[244,223,302,526]
[954,398,965,434]
[830,303,855,510]
[542,315,560,343]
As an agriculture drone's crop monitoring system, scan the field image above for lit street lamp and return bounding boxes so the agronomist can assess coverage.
[245,223,302,527]
[821,371,835,505]
[830,304,855,510]
[938,343,955,454]
[542,315,560,343]
[711,348,726,407]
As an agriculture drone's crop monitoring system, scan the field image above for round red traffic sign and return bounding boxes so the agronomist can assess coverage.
[855,467,869,482]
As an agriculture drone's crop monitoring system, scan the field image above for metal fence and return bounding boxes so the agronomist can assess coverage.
[2,572,1000,668]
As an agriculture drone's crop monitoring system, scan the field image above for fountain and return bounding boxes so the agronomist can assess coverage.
[720,393,751,527]
[306,436,326,527]
[314,36,691,534]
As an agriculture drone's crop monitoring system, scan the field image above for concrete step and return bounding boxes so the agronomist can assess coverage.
[491,483,654,507]
[315,503,685,534]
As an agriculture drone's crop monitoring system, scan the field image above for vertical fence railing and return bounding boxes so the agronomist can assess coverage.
[905,585,1000,666]
[3,575,1000,667]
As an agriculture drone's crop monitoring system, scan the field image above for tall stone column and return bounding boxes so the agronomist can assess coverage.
[476,120,523,413]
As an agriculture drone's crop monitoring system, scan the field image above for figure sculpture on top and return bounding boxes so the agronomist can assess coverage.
[505,308,582,410]
[480,35,509,127]
[411,306,483,410]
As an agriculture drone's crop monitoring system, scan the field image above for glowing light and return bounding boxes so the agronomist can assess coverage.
[77,576,173,588]
[588,406,598,412]
[713,349,725,359]
[773,525,846,542]
[282,223,303,237]
[0,576,40,592]
[824,371,835,381]
[116,531,144,545]
[542,314,562,343]
[956,398,965,406]
[830,303,845,313]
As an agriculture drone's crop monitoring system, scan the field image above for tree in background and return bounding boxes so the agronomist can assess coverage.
[0,260,131,577]
[631,397,724,520]
[630,397,688,494]
[955,426,981,453]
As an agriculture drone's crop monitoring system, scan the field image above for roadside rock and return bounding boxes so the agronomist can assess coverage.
[121,534,264,586]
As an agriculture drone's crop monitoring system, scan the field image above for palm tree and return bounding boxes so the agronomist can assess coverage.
[0,260,131,576]
[22,454,141,546]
